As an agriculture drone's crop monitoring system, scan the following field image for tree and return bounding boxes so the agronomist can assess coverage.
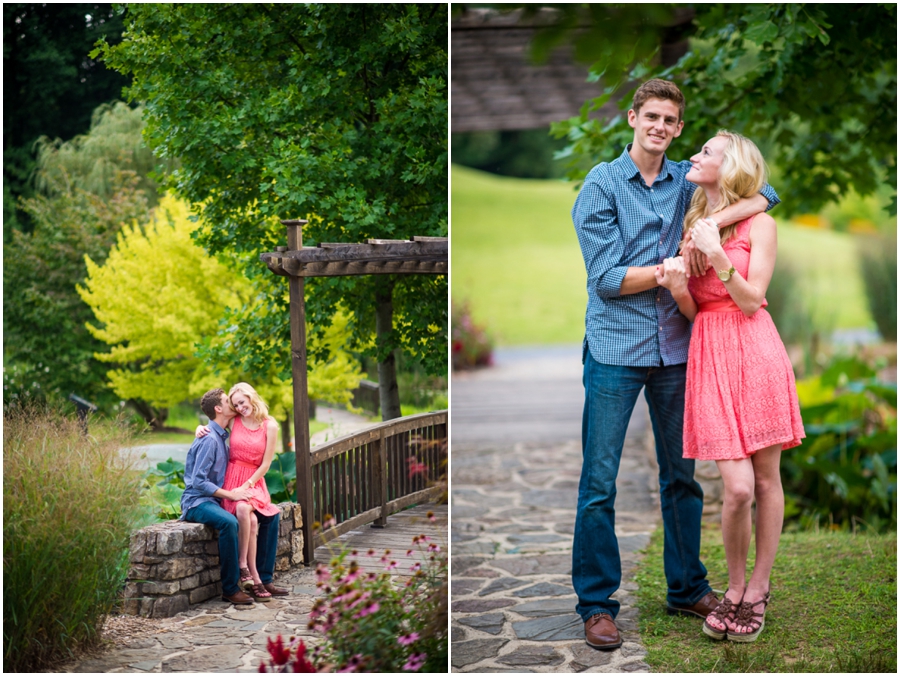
[32,101,175,208]
[78,195,365,430]
[4,3,131,237]
[3,166,150,411]
[77,195,249,427]
[96,4,448,421]
[463,4,896,216]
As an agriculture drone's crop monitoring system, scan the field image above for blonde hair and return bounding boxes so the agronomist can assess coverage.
[683,130,768,247]
[228,382,271,424]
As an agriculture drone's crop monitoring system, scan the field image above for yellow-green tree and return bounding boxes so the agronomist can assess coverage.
[78,195,248,426]
[79,194,364,428]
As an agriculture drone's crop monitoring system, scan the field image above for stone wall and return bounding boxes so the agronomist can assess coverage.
[123,502,303,618]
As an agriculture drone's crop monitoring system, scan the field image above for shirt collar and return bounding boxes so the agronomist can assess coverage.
[209,420,229,439]
[618,143,673,183]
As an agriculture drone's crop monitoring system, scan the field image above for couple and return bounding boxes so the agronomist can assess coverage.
[180,383,288,605]
[571,79,804,648]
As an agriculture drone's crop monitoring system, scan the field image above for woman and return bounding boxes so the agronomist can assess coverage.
[197,382,281,601]
[655,130,804,642]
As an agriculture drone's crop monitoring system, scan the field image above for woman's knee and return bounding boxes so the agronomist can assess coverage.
[723,480,754,509]
[250,512,259,534]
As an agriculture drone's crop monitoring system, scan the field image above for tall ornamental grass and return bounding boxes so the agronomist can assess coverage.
[3,406,145,671]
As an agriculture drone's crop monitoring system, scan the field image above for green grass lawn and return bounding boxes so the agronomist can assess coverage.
[451,164,874,346]
[634,523,897,672]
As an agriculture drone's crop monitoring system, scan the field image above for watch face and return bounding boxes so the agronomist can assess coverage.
[717,267,734,281]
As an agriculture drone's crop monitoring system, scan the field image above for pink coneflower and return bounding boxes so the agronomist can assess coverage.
[352,602,380,619]
[384,560,398,571]
[402,652,427,672]
[410,562,422,573]
[397,632,420,646]
[427,543,441,553]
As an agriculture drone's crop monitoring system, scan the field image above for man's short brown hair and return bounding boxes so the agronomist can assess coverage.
[632,79,685,121]
[200,388,225,419]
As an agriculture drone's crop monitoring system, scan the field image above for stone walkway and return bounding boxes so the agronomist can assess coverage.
[451,345,659,673]
[55,504,446,673]
[451,346,726,672]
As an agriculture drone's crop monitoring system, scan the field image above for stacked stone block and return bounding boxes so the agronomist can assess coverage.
[123,502,303,618]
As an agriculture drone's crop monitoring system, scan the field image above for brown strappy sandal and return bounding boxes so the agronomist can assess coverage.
[250,582,273,602]
[727,591,770,643]
[239,567,254,590]
[702,592,739,640]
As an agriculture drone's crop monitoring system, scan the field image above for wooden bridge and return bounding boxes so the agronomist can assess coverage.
[261,220,448,563]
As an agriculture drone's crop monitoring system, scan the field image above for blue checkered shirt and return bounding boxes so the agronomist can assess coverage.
[572,144,780,367]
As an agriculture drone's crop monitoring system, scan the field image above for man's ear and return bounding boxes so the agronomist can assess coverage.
[627,109,637,129]
[673,119,684,138]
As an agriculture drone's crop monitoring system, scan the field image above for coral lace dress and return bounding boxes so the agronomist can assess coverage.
[683,215,805,460]
[221,416,280,516]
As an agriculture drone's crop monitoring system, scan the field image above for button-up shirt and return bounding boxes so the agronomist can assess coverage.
[572,144,779,367]
[180,420,230,518]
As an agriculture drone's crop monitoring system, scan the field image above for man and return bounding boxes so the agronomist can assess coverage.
[571,79,779,650]
[181,388,289,604]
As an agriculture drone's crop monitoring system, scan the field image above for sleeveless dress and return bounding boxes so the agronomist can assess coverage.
[221,416,281,516]
[683,215,805,460]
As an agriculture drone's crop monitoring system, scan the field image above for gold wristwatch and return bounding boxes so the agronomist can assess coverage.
[716,265,736,282]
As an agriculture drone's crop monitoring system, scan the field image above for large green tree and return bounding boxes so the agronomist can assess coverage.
[3,102,158,411]
[3,3,131,237]
[459,3,896,216]
[97,3,448,420]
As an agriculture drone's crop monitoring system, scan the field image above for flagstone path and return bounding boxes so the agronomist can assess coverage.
[54,503,446,673]
[451,346,723,673]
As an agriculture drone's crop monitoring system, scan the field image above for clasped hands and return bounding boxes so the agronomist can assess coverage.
[680,217,722,277]
[657,218,722,291]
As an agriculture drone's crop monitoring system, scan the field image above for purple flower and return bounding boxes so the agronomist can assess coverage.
[402,653,427,671]
[352,602,380,619]
[397,632,420,646]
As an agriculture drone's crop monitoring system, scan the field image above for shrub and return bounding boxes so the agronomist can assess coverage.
[451,301,493,371]
[783,354,897,532]
[858,233,897,342]
[3,406,145,670]
[306,516,448,672]
[765,256,817,346]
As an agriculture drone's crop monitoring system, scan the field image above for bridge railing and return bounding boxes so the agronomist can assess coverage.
[309,410,447,549]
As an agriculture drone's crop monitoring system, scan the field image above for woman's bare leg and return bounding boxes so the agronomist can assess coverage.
[246,512,262,584]
[706,457,756,632]
[235,502,253,570]
[731,444,783,633]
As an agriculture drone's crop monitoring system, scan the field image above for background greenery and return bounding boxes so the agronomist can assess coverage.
[451,164,883,347]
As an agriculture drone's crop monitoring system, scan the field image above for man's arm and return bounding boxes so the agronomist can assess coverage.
[684,184,780,276]
[189,438,250,502]
[573,170,645,298]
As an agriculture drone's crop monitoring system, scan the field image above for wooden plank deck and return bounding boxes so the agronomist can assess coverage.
[312,503,448,577]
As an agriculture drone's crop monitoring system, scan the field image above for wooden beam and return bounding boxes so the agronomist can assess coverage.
[285,221,315,566]
[259,252,448,277]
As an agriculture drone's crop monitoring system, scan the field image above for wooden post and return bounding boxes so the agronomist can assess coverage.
[283,219,314,564]
[371,427,388,528]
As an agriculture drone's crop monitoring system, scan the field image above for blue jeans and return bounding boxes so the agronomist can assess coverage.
[573,352,710,621]
[185,502,280,595]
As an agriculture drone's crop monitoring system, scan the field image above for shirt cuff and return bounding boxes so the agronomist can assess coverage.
[760,183,780,211]
[595,266,629,298]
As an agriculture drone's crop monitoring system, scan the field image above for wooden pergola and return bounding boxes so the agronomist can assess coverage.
[260,220,448,563]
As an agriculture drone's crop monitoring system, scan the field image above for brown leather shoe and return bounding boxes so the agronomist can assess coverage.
[667,591,719,618]
[584,613,622,650]
[222,590,254,605]
[263,583,289,596]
